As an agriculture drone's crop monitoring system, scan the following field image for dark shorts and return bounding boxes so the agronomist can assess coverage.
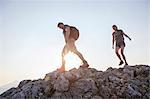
[116,41,125,48]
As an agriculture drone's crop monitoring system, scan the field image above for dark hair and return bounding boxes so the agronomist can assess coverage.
[112,25,117,28]
[57,22,64,27]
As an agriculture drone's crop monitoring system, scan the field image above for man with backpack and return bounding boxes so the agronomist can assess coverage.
[112,25,131,65]
[57,22,89,72]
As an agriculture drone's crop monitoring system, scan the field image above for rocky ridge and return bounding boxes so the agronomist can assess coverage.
[0,65,150,99]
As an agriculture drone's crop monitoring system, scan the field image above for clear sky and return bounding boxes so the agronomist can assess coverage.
[0,0,149,86]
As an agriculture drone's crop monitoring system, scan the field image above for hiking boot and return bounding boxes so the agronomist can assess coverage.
[57,66,65,72]
[80,60,89,68]
[119,60,124,66]
[125,62,128,65]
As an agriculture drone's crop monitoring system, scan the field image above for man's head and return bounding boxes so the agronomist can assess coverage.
[57,22,64,29]
[112,25,118,31]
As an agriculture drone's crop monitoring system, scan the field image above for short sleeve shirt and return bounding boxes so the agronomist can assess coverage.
[113,30,124,44]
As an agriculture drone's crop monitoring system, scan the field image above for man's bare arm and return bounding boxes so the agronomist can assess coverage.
[112,33,115,49]
[123,33,131,40]
[65,26,70,43]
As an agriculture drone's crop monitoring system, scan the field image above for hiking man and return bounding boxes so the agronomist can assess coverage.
[112,25,131,65]
[57,22,89,72]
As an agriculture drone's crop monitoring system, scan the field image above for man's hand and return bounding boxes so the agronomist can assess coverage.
[129,37,131,41]
[112,45,114,49]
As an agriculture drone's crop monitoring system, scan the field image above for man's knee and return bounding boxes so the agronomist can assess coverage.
[61,54,64,58]
[61,51,66,58]
[62,49,68,57]
[120,49,124,55]
[115,47,119,53]
[116,51,121,57]
[115,50,119,54]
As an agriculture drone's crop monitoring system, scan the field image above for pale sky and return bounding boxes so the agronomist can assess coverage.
[0,0,149,86]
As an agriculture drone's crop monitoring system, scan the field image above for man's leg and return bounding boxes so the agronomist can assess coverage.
[115,46,123,65]
[60,45,69,72]
[74,50,88,64]
[120,45,128,65]
[69,41,89,67]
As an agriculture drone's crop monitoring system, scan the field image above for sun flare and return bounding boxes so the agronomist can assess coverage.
[64,52,81,71]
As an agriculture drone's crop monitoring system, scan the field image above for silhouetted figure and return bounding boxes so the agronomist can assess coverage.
[112,25,131,65]
[57,22,89,72]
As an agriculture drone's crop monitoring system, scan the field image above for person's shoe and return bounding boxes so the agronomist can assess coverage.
[57,66,65,72]
[125,62,128,65]
[80,60,89,68]
[119,60,124,66]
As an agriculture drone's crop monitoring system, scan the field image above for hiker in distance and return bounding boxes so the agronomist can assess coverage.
[57,22,89,72]
[112,25,131,65]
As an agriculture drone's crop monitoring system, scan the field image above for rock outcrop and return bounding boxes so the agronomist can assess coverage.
[0,65,150,99]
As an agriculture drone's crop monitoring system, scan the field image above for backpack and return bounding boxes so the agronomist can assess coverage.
[69,26,79,40]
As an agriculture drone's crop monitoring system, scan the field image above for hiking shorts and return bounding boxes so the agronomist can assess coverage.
[116,41,125,48]
[62,39,77,56]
